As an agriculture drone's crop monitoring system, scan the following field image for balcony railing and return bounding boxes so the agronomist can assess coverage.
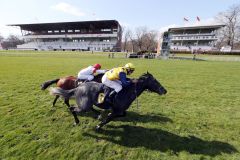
[23,33,118,39]
[170,33,216,37]
[171,36,218,41]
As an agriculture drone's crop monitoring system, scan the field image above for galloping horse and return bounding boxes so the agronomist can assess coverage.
[41,73,104,107]
[50,72,167,130]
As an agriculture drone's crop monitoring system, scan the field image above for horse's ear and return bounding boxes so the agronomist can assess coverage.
[147,71,149,74]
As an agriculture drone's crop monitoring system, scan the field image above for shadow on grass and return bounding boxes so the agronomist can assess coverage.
[114,111,173,123]
[48,108,173,124]
[83,125,238,156]
[84,111,172,124]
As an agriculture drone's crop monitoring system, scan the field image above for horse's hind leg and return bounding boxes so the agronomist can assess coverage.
[64,99,80,125]
[64,98,71,108]
[70,107,80,125]
[52,95,60,107]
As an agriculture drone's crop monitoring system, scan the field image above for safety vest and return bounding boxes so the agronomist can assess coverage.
[106,67,127,80]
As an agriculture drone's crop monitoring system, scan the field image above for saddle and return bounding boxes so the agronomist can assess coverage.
[97,81,135,104]
[75,79,91,86]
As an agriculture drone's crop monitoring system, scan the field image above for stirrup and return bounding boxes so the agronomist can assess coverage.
[97,93,105,104]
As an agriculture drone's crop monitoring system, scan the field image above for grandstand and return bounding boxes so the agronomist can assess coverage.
[161,25,225,53]
[9,20,122,51]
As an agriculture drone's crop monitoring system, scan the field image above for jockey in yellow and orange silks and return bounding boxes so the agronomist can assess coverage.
[101,63,135,98]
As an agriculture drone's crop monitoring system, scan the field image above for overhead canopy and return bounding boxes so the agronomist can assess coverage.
[8,20,120,31]
[169,25,225,31]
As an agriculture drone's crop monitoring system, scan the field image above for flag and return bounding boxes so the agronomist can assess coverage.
[183,17,189,22]
[197,16,200,21]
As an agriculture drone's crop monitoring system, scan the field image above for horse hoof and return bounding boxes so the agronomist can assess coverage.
[95,125,102,131]
[73,122,79,126]
[97,115,103,121]
[50,107,56,111]
[73,120,80,126]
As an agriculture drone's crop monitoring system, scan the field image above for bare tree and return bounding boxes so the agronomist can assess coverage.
[216,3,240,49]
[142,30,158,51]
[122,27,132,52]
[122,28,158,53]
[1,34,24,49]
[128,29,136,52]
[122,28,132,52]
[0,34,4,42]
[135,27,148,51]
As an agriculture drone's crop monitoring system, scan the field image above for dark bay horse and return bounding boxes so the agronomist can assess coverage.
[50,72,167,130]
[41,73,104,107]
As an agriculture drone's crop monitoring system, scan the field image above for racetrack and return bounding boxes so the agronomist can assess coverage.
[0,51,240,159]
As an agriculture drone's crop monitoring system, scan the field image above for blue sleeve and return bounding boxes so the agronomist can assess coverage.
[119,72,131,87]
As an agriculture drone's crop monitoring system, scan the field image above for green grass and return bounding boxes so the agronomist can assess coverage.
[170,53,240,61]
[0,51,240,159]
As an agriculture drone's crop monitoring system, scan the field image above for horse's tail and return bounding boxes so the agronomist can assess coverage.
[49,87,75,99]
[41,79,59,90]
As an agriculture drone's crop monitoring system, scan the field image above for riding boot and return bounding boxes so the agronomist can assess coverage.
[109,90,117,98]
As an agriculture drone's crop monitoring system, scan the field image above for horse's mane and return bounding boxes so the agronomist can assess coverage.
[129,72,152,84]
[139,72,152,80]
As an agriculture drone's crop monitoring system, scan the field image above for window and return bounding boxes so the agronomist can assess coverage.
[68,30,73,33]
[101,28,111,32]
[48,30,53,33]
[61,30,65,33]
[103,39,110,42]
[75,30,80,32]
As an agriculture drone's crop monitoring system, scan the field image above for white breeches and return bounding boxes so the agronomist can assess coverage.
[102,74,122,92]
[77,74,94,81]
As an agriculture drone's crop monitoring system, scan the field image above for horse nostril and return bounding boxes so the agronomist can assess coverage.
[164,90,167,94]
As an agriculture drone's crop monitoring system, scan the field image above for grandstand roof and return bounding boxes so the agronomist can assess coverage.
[8,20,120,31]
[169,24,225,31]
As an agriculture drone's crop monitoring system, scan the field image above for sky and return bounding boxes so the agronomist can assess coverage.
[0,0,239,37]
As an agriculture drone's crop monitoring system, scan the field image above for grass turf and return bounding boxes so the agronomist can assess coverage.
[0,51,240,159]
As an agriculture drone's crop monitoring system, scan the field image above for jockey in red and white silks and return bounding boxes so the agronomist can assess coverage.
[77,64,106,81]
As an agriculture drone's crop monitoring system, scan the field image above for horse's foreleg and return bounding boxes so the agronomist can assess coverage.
[91,108,101,119]
[96,112,116,130]
[52,95,60,107]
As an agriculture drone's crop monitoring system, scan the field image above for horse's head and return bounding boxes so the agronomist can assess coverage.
[139,72,167,95]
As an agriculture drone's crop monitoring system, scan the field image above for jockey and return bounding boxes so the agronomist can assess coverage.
[77,64,106,82]
[102,63,135,98]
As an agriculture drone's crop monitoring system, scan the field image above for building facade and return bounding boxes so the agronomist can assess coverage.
[161,25,225,53]
[9,20,122,51]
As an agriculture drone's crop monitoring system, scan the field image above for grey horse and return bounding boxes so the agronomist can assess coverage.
[50,72,167,130]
